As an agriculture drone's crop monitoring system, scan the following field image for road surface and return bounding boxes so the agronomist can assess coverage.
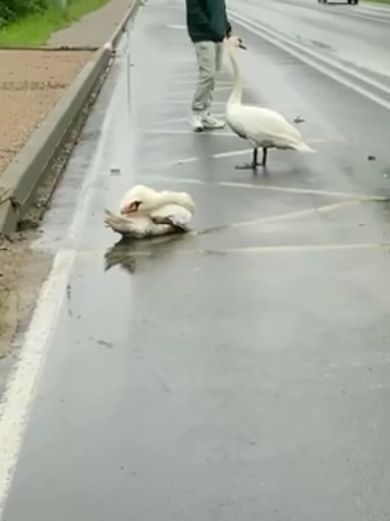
[1,0,390,519]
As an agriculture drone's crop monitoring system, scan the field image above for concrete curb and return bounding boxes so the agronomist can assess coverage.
[0,0,140,237]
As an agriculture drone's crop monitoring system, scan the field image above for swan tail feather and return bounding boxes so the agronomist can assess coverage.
[291,141,316,153]
[104,209,133,235]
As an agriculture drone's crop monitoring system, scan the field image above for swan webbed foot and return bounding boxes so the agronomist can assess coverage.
[235,163,258,170]
[235,148,268,170]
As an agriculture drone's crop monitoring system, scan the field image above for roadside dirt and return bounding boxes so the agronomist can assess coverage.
[0,234,51,359]
[0,49,93,360]
[0,49,92,175]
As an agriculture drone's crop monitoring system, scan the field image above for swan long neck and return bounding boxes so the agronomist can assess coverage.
[156,191,193,210]
[227,45,243,106]
[156,191,179,206]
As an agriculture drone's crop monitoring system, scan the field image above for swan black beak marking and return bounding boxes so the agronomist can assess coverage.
[239,42,247,50]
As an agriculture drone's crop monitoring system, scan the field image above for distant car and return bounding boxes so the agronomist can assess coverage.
[318,0,358,3]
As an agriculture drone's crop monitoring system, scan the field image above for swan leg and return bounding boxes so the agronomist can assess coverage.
[261,147,268,167]
[235,148,260,170]
[252,148,258,168]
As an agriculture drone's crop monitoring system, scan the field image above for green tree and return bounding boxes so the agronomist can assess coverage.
[0,0,48,27]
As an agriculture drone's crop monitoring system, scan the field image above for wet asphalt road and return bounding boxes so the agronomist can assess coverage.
[230,0,390,80]
[2,0,390,519]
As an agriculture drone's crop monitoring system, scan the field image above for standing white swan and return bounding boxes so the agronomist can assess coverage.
[225,36,315,169]
[105,185,195,238]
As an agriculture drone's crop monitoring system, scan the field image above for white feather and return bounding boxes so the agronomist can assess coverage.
[150,204,193,229]
[105,186,195,239]
[225,37,315,162]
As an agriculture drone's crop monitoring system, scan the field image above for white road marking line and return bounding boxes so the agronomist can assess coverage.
[194,200,367,235]
[144,129,235,137]
[144,126,347,144]
[166,24,186,29]
[147,175,388,201]
[198,242,390,254]
[0,250,74,511]
[143,128,347,144]
[226,199,363,230]
[229,9,390,112]
[212,149,251,159]
[162,138,347,166]
[171,80,232,86]
[163,100,226,106]
[164,149,273,165]
[0,57,119,514]
[160,149,249,167]
[99,242,390,258]
[152,113,225,125]
[67,239,390,261]
[167,86,232,96]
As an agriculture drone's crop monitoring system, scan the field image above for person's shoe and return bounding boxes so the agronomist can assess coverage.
[201,113,225,130]
[190,113,204,132]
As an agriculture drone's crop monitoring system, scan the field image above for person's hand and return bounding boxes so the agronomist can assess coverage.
[226,21,232,38]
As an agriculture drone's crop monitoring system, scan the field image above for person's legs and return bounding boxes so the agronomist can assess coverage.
[204,42,223,110]
[215,42,224,73]
[191,41,225,131]
[192,41,216,114]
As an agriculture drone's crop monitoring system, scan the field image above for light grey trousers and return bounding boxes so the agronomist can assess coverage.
[191,41,223,114]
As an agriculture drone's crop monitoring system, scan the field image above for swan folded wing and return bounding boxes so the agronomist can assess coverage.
[104,209,156,238]
[230,105,305,148]
[150,204,193,232]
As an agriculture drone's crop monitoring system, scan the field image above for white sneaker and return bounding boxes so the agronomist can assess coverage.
[190,113,204,132]
[190,112,225,132]
[201,113,225,130]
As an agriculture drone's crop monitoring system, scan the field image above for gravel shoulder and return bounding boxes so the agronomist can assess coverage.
[0,49,92,175]
[0,235,51,360]
[0,50,91,360]
[0,0,135,365]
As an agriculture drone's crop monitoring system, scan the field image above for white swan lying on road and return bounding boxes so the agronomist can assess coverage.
[225,36,315,169]
[104,185,195,238]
